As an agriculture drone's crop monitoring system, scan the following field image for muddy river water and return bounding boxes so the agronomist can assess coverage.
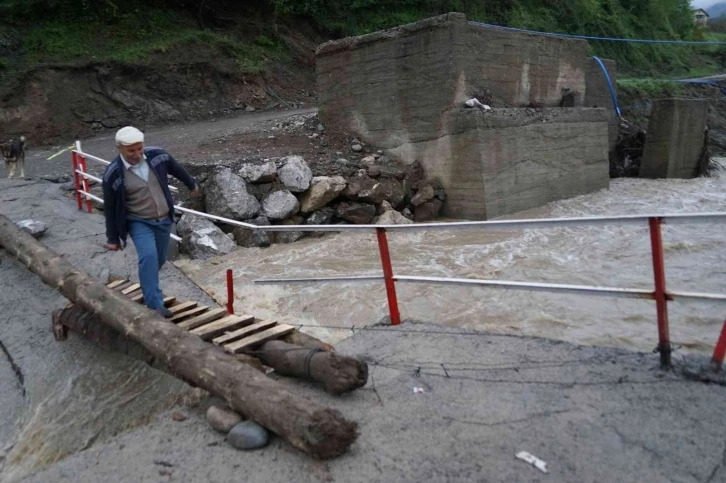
[177,171,726,356]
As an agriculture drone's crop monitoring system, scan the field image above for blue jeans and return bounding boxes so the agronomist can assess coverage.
[128,216,172,310]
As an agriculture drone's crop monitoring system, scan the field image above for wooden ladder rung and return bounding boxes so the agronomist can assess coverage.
[168,301,198,315]
[170,306,209,323]
[178,308,228,331]
[163,296,176,307]
[213,320,277,346]
[224,324,295,354]
[121,283,141,295]
[190,315,255,341]
[130,293,144,303]
[114,281,135,292]
[106,279,128,289]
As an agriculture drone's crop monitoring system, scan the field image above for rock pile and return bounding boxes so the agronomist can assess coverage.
[179,154,447,257]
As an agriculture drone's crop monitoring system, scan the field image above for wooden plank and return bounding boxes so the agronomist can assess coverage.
[170,305,209,323]
[121,283,141,295]
[224,325,295,354]
[114,281,135,292]
[106,279,128,289]
[130,293,144,303]
[163,296,176,307]
[178,308,228,331]
[168,301,198,315]
[125,288,143,299]
[190,315,255,341]
[213,320,276,346]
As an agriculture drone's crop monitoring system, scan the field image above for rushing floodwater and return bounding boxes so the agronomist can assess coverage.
[177,168,726,356]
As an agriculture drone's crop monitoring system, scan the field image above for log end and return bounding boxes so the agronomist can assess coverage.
[307,408,359,460]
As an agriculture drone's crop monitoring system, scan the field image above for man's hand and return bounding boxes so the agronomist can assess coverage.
[104,243,121,251]
[190,188,200,197]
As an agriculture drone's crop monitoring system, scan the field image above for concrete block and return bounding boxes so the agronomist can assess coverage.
[640,99,708,179]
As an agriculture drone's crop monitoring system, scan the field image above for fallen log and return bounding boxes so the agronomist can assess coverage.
[254,340,368,395]
[54,305,367,394]
[0,214,357,459]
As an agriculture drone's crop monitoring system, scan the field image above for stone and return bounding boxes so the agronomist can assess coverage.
[411,184,435,206]
[404,160,425,190]
[278,156,313,193]
[374,156,406,179]
[342,174,387,204]
[317,123,325,132]
[336,202,376,224]
[233,216,274,248]
[246,182,274,201]
[245,105,256,112]
[361,156,376,165]
[276,215,306,244]
[299,176,347,213]
[351,144,363,152]
[15,219,48,238]
[414,199,444,222]
[379,200,393,213]
[402,207,414,220]
[378,178,405,208]
[377,209,414,225]
[238,161,277,184]
[207,406,243,434]
[205,168,260,220]
[262,190,299,220]
[177,214,236,259]
[366,165,381,178]
[227,421,269,450]
[306,207,335,238]
[41,174,71,183]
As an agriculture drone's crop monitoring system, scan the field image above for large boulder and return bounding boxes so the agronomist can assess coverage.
[238,161,277,184]
[278,156,313,193]
[414,199,444,222]
[372,156,406,179]
[246,182,274,201]
[404,160,425,189]
[205,168,260,220]
[262,190,299,220]
[232,216,274,248]
[377,209,414,225]
[342,173,387,204]
[276,215,305,244]
[411,184,435,206]
[178,214,236,259]
[336,202,376,224]
[299,176,347,213]
[378,178,405,209]
[305,207,335,238]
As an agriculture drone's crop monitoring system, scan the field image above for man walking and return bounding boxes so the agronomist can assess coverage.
[102,126,198,318]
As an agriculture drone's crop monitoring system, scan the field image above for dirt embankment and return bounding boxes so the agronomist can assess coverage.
[0,43,317,145]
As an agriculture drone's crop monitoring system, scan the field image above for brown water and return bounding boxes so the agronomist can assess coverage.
[176,170,726,356]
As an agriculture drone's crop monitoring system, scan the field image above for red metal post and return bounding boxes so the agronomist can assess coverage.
[375,228,401,325]
[649,217,671,368]
[78,155,93,213]
[72,152,82,211]
[711,319,726,371]
[226,269,235,315]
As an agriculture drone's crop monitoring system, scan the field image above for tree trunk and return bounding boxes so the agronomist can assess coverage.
[256,341,369,395]
[0,214,357,459]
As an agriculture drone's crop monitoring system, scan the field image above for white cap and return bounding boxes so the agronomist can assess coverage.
[115,126,145,146]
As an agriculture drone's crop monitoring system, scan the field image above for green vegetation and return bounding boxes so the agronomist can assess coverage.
[0,0,723,77]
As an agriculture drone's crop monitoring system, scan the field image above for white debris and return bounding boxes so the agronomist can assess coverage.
[413,387,425,394]
[464,98,492,110]
[516,451,548,473]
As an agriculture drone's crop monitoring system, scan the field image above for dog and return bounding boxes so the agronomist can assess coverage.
[1,136,27,178]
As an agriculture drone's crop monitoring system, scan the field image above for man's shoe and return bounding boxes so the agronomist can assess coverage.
[156,306,173,319]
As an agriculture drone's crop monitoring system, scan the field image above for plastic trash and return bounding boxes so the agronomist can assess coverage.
[464,98,492,110]
[516,451,547,473]
[413,387,425,394]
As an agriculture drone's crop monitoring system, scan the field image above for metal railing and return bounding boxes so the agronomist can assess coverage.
[70,142,726,370]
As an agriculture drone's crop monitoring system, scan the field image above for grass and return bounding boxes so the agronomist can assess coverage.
[6,8,290,74]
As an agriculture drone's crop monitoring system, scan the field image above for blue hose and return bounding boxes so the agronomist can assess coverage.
[592,56,622,118]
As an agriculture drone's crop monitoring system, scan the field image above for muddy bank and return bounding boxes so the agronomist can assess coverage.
[0,61,315,145]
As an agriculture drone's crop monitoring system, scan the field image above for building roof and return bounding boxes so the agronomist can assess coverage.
[693,8,710,17]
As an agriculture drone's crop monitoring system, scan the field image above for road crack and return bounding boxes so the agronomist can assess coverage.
[0,338,25,398]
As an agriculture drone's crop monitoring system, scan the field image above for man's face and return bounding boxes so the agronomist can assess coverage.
[118,142,144,165]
